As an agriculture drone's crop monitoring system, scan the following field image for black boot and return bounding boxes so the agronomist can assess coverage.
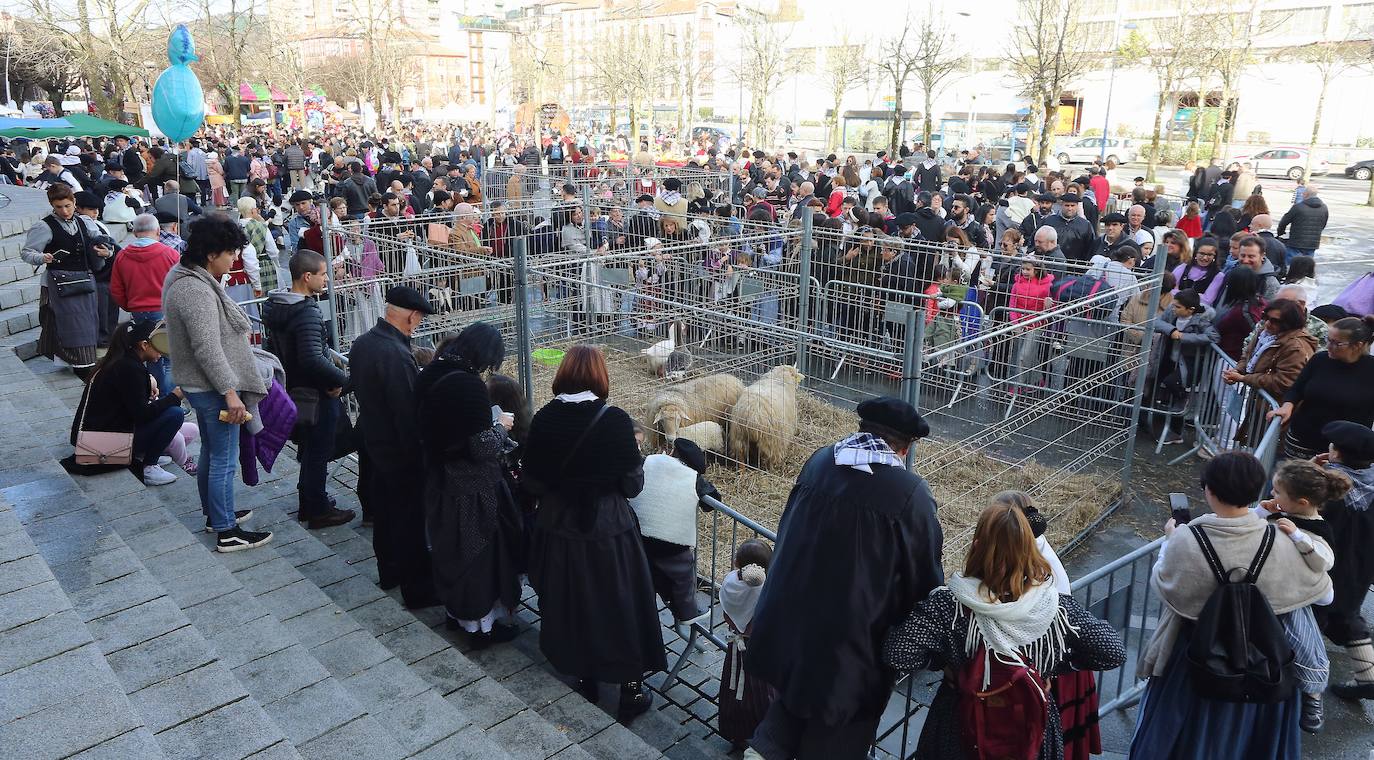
[576,678,599,704]
[1330,680,1374,700]
[617,680,653,723]
[1300,692,1324,733]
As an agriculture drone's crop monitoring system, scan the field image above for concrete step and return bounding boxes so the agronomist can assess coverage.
[14,352,722,758]
[0,258,35,286]
[0,301,38,337]
[0,499,169,760]
[0,234,24,263]
[0,279,41,310]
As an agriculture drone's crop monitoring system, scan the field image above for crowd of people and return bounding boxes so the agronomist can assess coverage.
[12,118,1374,760]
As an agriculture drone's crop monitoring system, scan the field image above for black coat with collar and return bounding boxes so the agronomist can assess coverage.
[348,319,420,472]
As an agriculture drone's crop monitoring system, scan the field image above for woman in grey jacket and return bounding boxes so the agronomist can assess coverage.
[162,213,272,553]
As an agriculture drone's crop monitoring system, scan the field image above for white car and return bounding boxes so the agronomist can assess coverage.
[1055,137,1139,165]
[1231,148,1329,180]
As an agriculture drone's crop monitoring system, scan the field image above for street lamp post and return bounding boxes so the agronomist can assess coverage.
[1099,21,1137,162]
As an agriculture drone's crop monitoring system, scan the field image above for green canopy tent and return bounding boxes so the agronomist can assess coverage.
[0,114,151,140]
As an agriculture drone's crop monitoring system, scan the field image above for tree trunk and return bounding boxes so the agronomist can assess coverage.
[889,78,903,158]
[1146,89,1167,184]
[48,89,65,116]
[1188,101,1203,164]
[830,92,843,152]
[608,92,618,135]
[1366,175,1374,207]
[1209,84,1232,162]
[923,89,934,148]
[1304,75,1329,180]
[1037,96,1057,167]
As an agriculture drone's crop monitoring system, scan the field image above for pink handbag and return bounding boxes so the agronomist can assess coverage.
[73,370,134,466]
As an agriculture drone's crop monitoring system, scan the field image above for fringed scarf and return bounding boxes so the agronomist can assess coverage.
[947,573,1077,689]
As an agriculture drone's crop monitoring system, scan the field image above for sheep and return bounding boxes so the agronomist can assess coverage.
[728,365,804,471]
[675,421,725,455]
[644,373,746,450]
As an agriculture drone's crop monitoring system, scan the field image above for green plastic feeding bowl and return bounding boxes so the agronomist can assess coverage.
[532,349,566,368]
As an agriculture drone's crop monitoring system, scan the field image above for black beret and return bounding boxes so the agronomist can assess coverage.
[107,178,129,190]
[73,191,101,209]
[636,193,655,203]
[663,177,682,191]
[289,190,313,204]
[385,285,436,315]
[1035,192,1056,202]
[671,438,707,474]
[153,210,179,225]
[1060,192,1082,203]
[1323,421,1374,462]
[894,212,918,227]
[1311,304,1349,322]
[1016,181,1037,193]
[857,396,929,442]
[1102,212,1128,225]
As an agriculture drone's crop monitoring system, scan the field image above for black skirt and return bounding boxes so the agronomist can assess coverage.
[529,491,667,682]
[425,463,524,622]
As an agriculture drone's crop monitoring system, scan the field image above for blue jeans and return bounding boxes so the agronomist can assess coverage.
[297,395,340,519]
[1285,245,1316,267]
[134,406,186,465]
[187,391,240,532]
[131,311,171,396]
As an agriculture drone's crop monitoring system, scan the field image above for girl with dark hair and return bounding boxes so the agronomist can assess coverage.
[522,345,663,722]
[717,537,778,749]
[66,320,186,485]
[1282,255,1317,305]
[416,322,524,647]
[1171,235,1221,305]
[1270,315,1374,460]
[162,213,272,553]
[884,501,1124,760]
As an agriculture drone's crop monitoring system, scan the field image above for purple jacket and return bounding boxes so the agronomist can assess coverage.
[239,378,297,486]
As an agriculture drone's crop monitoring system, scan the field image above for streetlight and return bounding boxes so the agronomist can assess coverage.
[1099,21,1138,162]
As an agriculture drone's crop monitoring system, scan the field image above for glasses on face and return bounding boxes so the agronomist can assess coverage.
[1195,252,1214,259]
[1328,339,1358,349]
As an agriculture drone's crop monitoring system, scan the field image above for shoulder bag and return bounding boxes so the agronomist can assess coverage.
[72,371,135,466]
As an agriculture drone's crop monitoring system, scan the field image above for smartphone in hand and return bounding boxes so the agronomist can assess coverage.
[1169,492,1192,526]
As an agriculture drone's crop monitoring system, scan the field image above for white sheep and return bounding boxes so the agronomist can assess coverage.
[675,421,725,455]
[728,365,804,471]
[644,373,746,450]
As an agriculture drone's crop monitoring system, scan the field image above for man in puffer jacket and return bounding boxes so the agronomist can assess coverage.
[1277,187,1329,264]
[261,249,355,529]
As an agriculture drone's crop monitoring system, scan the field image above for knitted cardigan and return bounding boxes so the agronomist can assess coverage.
[162,263,267,403]
[1139,511,1331,677]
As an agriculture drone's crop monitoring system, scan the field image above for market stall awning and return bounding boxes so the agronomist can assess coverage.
[240,83,327,102]
[0,114,150,139]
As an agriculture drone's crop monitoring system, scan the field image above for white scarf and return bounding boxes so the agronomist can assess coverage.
[555,391,599,403]
[946,574,1077,689]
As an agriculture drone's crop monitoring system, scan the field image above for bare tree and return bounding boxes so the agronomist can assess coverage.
[1199,0,1289,161]
[23,0,157,120]
[1116,9,1207,182]
[5,19,80,114]
[1278,37,1373,177]
[877,17,920,158]
[186,0,260,127]
[910,17,963,148]
[1007,0,1090,163]
[734,5,797,146]
[820,38,867,151]
[583,26,672,146]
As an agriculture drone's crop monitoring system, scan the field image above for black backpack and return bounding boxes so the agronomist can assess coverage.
[1185,524,1296,703]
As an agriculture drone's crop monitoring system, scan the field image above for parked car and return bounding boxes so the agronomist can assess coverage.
[1055,137,1140,165]
[1344,159,1374,181]
[985,137,1027,163]
[1230,148,1329,180]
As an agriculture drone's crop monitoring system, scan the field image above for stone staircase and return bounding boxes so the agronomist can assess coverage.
[0,185,56,359]
[0,351,735,759]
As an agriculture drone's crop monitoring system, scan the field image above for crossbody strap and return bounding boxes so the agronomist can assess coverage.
[559,403,609,476]
[75,368,101,434]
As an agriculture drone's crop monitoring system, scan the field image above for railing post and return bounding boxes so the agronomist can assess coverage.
[514,236,534,408]
[1119,250,1169,502]
[318,199,342,351]
[795,207,813,373]
[902,308,926,469]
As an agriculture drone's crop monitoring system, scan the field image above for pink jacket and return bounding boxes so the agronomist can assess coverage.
[1008,273,1055,322]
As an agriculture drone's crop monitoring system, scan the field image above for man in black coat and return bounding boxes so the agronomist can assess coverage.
[884,166,917,216]
[262,250,355,530]
[747,398,944,759]
[915,150,941,192]
[1277,189,1329,261]
[1046,192,1096,263]
[1019,192,1057,242]
[911,192,947,244]
[347,286,438,608]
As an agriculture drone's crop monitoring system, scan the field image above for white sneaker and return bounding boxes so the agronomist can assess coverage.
[141,465,177,486]
[156,455,173,466]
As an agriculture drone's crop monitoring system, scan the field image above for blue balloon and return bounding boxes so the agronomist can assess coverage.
[151,25,204,144]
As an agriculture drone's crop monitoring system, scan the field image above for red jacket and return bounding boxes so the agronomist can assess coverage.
[1089,176,1110,209]
[110,240,179,312]
[1176,215,1204,238]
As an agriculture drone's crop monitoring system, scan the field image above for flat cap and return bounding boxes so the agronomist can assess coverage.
[857,396,929,442]
[385,285,435,315]
[1323,421,1374,463]
[894,212,918,227]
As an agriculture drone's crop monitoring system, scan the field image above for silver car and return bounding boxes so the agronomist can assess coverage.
[1055,137,1139,165]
